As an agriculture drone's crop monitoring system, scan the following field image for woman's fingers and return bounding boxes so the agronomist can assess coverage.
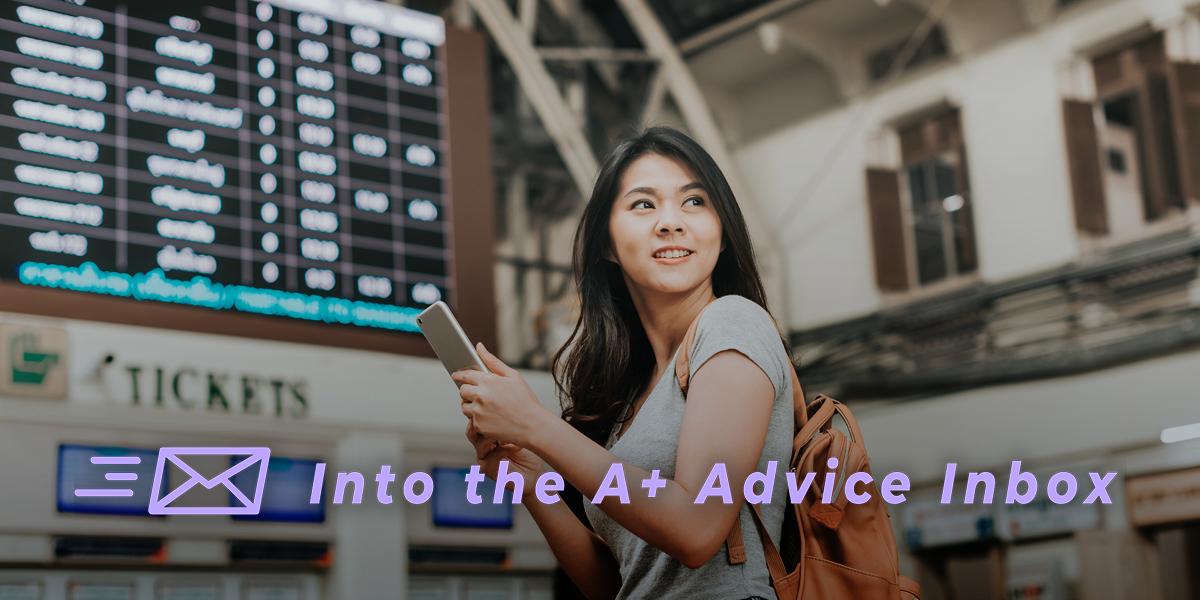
[479,443,522,466]
[457,382,482,405]
[450,368,486,387]
[476,343,516,377]
[474,435,501,459]
[462,401,499,450]
[457,345,545,452]
[465,420,503,459]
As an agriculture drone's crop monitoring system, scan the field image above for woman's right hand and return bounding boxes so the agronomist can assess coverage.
[467,421,546,502]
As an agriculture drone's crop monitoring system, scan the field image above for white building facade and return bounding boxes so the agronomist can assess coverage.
[713,0,1200,597]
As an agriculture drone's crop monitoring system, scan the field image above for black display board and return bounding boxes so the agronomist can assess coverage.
[0,0,453,333]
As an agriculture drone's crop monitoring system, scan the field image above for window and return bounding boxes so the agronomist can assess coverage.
[865,108,978,291]
[904,148,974,284]
[1063,33,1200,239]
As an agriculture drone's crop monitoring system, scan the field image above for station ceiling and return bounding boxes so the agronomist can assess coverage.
[644,0,777,41]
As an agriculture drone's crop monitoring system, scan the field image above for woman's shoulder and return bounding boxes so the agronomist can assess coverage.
[697,295,778,335]
[692,295,783,354]
[689,294,790,391]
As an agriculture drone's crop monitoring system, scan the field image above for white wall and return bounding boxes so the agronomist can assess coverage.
[853,343,1200,485]
[736,108,882,328]
[733,0,1197,330]
[0,312,561,435]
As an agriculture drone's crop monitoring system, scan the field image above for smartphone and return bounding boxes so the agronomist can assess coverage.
[417,301,490,386]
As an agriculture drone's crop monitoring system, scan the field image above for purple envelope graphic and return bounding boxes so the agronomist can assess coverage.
[148,447,271,515]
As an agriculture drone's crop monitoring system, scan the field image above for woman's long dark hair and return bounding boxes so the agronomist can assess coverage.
[551,126,790,445]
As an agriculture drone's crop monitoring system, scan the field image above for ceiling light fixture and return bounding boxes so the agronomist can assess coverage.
[1161,422,1200,444]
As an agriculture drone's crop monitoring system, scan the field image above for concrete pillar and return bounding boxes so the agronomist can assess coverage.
[330,431,406,599]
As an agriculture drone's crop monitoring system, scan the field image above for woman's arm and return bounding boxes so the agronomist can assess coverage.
[471,440,622,600]
[527,495,623,599]
[458,345,776,569]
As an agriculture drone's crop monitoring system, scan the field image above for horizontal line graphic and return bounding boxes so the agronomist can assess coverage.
[91,456,141,465]
[105,473,138,481]
[74,489,134,497]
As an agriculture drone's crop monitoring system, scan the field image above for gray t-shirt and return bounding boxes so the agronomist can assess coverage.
[584,295,793,600]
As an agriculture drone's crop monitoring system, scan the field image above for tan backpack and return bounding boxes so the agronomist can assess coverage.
[675,305,921,600]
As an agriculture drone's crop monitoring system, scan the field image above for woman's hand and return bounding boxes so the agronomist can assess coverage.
[466,420,547,502]
[467,419,622,600]
[454,343,553,450]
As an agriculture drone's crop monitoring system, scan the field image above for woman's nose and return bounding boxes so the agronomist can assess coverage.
[656,206,685,233]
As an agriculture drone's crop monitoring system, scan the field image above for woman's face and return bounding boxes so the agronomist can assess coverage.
[607,153,723,298]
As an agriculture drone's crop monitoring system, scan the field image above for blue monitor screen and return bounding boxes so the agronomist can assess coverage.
[431,466,513,529]
[57,444,162,516]
[230,455,325,523]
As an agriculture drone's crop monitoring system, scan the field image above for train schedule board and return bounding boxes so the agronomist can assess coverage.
[0,0,495,354]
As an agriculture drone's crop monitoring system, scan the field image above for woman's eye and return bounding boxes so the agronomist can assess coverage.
[684,196,704,206]
[632,199,653,209]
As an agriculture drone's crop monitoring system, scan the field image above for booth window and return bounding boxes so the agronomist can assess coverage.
[866,108,978,291]
[1063,33,1200,237]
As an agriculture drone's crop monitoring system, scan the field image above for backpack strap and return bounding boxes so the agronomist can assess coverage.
[672,299,806,566]
[672,303,708,398]
[724,509,748,564]
[793,396,863,457]
[748,503,791,586]
[794,396,836,456]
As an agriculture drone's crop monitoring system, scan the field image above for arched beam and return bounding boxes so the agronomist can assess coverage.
[468,0,599,197]
[776,24,871,99]
[616,0,787,317]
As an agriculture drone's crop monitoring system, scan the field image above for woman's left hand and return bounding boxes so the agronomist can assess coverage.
[453,343,550,450]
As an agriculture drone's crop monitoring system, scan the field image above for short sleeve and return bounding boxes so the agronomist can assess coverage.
[686,295,789,398]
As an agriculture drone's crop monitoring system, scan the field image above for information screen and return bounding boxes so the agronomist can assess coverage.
[56,444,162,516]
[430,466,513,529]
[0,0,449,333]
[231,455,325,523]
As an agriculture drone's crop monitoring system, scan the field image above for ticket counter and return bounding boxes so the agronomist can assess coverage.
[0,314,561,600]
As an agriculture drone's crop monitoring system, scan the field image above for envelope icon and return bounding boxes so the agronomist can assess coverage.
[148,447,271,515]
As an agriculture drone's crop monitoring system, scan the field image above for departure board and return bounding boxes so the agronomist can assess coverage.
[0,0,451,333]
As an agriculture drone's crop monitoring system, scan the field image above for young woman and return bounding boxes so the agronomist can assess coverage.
[453,127,794,600]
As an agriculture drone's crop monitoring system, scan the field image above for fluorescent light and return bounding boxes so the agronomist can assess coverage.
[1161,422,1200,444]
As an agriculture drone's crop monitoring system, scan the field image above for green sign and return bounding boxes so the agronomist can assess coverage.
[0,323,68,399]
[10,331,59,385]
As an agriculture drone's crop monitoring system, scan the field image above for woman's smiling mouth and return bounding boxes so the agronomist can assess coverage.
[653,247,694,261]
